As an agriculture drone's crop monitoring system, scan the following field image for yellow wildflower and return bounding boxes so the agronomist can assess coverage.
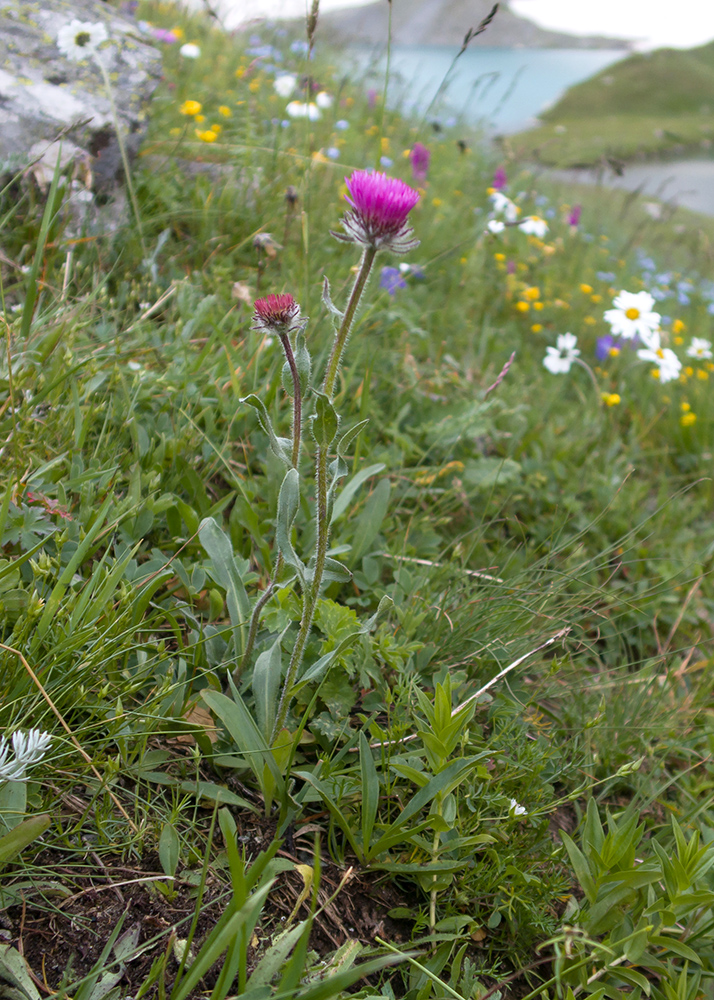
[494,253,506,262]
[524,286,540,300]
[515,301,530,313]
[672,319,686,334]
[601,393,621,406]
[218,105,231,117]
[180,100,202,116]
[697,369,709,380]
[531,323,543,332]
[580,283,593,294]
[680,412,697,427]
[196,129,218,142]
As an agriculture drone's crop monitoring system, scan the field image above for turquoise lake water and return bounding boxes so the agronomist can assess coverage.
[347,46,626,133]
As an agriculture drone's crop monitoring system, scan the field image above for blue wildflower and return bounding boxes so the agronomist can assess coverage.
[380,266,407,295]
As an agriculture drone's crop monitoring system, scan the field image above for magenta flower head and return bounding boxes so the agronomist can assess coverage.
[252,293,303,336]
[568,204,582,227]
[334,170,420,254]
[410,142,431,183]
[493,166,507,190]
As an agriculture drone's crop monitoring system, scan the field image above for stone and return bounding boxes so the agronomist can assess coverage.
[0,0,162,191]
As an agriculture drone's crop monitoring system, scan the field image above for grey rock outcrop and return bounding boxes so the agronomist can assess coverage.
[0,0,161,190]
[312,0,632,50]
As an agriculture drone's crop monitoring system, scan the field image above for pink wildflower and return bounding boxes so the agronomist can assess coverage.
[252,293,302,334]
[410,142,430,182]
[334,170,420,253]
[568,204,582,227]
[492,166,507,190]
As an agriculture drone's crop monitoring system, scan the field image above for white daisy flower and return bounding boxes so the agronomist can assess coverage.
[179,43,201,58]
[0,729,52,782]
[487,219,505,234]
[509,798,527,816]
[490,191,519,222]
[286,101,321,121]
[519,216,548,237]
[315,91,334,109]
[636,331,682,382]
[604,290,660,342]
[686,337,713,360]
[274,74,297,98]
[56,20,108,62]
[543,332,580,374]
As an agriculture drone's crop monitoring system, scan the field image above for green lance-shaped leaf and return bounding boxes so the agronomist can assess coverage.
[198,517,251,658]
[276,468,305,586]
[252,628,288,741]
[159,822,180,878]
[241,394,292,466]
[310,391,340,448]
[327,419,371,523]
[349,477,391,564]
[360,733,379,852]
[0,814,51,865]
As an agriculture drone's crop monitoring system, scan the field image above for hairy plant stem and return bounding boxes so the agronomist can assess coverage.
[270,243,378,743]
[322,245,377,397]
[235,333,303,682]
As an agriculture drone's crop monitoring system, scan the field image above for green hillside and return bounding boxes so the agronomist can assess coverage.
[541,41,714,120]
[510,40,714,165]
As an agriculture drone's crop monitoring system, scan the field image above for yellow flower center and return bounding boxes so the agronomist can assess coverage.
[75,31,91,47]
[656,349,665,358]
[625,307,640,320]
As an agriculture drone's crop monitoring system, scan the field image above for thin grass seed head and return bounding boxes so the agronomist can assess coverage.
[334,170,420,253]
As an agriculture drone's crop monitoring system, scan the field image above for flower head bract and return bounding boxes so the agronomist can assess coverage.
[335,170,420,253]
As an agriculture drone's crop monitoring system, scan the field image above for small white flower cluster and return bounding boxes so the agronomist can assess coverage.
[509,798,527,816]
[284,91,333,121]
[0,729,52,783]
[543,288,713,388]
[487,192,549,239]
[604,290,683,382]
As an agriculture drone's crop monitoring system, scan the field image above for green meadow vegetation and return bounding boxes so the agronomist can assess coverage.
[509,41,714,166]
[1,3,714,998]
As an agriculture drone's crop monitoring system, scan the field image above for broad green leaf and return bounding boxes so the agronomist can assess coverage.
[649,936,701,963]
[311,391,339,447]
[0,944,41,1000]
[201,689,283,796]
[360,733,379,852]
[561,831,597,904]
[198,517,250,658]
[275,469,305,585]
[253,630,286,741]
[0,815,51,864]
[350,478,391,563]
[331,461,384,523]
[159,823,180,878]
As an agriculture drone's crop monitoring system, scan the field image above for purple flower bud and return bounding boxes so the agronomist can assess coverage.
[367,88,378,109]
[252,293,303,335]
[492,166,507,190]
[568,204,582,227]
[410,142,431,183]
